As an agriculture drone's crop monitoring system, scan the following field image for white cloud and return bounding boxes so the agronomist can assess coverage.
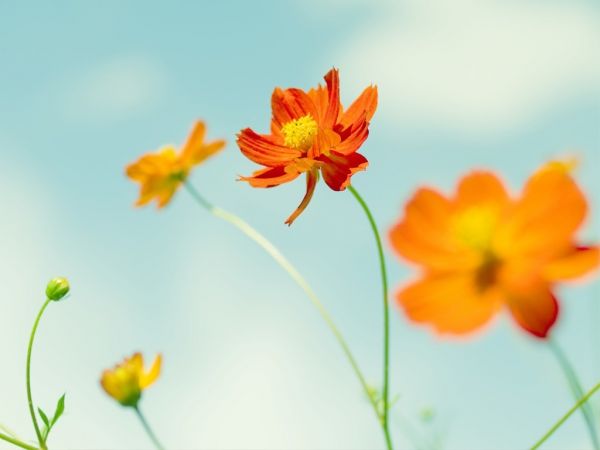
[329,0,600,135]
[64,56,167,120]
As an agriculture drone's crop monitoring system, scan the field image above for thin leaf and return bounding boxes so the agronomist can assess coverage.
[51,394,66,426]
[37,408,49,427]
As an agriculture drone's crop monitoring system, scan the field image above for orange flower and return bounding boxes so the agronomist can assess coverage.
[237,68,377,225]
[126,121,225,208]
[389,161,599,338]
[100,353,162,407]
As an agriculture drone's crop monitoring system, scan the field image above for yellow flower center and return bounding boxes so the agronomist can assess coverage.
[281,115,318,151]
[452,206,499,251]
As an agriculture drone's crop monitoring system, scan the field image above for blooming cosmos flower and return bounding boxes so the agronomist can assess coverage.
[100,353,162,407]
[126,121,225,208]
[237,69,377,225]
[389,161,599,338]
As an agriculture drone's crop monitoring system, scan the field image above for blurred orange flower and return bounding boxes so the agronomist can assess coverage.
[101,353,162,407]
[237,68,377,225]
[126,121,225,208]
[389,161,599,338]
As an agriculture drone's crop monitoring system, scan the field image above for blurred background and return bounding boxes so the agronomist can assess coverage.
[1,0,599,449]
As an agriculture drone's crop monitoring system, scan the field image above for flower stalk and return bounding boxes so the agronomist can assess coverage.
[531,382,600,450]
[183,181,384,429]
[548,339,599,450]
[348,185,393,450]
[26,298,52,450]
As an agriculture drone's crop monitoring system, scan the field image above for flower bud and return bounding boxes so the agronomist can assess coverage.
[46,277,70,301]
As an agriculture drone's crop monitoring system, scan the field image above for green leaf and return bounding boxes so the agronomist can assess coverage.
[38,408,50,427]
[51,394,66,426]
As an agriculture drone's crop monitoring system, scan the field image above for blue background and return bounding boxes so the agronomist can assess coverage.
[0,1,598,449]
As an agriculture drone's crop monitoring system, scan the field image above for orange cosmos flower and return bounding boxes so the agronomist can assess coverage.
[126,121,225,208]
[100,353,162,407]
[389,161,599,338]
[237,68,377,225]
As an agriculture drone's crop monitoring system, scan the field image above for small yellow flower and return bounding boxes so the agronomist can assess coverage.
[126,120,226,208]
[100,353,162,407]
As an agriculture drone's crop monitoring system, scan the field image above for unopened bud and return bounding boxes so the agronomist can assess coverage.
[46,277,70,301]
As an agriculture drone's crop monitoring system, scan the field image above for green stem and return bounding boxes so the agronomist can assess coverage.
[134,406,165,450]
[548,339,599,450]
[348,185,393,450]
[26,298,51,450]
[183,182,382,425]
[0,432,39,450]
[531,382,600,450]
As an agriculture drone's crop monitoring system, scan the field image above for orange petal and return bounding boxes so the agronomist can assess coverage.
[340,85,378,128]
[285,170,318,225]
[180,121,206,155]
[505,281,558,338]
[397,273,501,335]
[307,84,329,123]
[543,246,600,281]
[498,166,587,258]
[240,165,301,188]
[389,188,476,270]
[323,68,340,128]
[237,128,301,167]
[319,151,368,191]
[454,171,509,209]
[331,116,370,156]
[271,87,319,130]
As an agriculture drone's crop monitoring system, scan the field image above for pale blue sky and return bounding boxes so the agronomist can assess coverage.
[0,1,599,449]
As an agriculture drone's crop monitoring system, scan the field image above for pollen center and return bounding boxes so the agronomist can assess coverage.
[452,206,499,251]
[281,115,318,151]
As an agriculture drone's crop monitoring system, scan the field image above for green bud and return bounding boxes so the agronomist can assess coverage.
[46,277,70,301]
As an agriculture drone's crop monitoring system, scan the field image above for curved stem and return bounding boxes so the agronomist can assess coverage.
[183,182,382,425]
[348,185,393,450]
[134,406,165,450]
[549,339,599,450]
[26,298,51,450]
[531,382,600,450]
[0,432,39,450]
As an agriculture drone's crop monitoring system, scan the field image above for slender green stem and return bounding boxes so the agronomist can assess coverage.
[531,382,600,450]
[348,185,393,450]
[549,339,599,450]
[183,182,382,425]
[26,298,51,450]
[134,406,164,450]
[0,432,39,450]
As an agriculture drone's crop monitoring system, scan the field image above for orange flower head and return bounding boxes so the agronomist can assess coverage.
[237,68,378,225]
[100,352,162,407]
[126,121,226,208]
[389,161,599,339]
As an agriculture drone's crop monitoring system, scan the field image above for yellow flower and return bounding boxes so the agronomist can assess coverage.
[100,353,162,407]
[126,121,226,208]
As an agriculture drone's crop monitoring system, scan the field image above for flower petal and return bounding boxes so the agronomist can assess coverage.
[397,273,501,335]
[285,170,319,225]
[389,188,475,270]
[323,68,340,128]
[340,85,378,128]
[506,281,558,338]
[498,166,587,258]
[140,354,162,389]
[239,165,301,188]
[331,117,370,156]
[271,87,319,131]
[454,171,510,209]
[543,245,600,281]
[319,151,368,191]
[237,128,301,167]
[307,84,329,123]
[180,121,226,166]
